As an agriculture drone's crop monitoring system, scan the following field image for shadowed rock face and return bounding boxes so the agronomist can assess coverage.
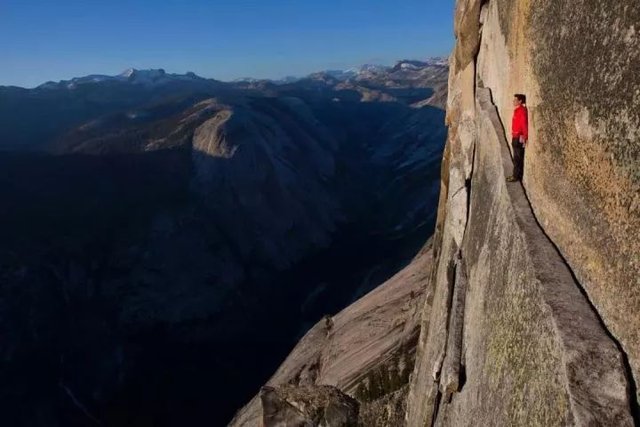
[230,244,432,427]
[0,63,446,425]
[260,385,359,427]
[191,99,340,270]
[406,0,639,426]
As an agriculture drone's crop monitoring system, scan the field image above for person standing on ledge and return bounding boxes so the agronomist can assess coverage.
[507,94,528,182]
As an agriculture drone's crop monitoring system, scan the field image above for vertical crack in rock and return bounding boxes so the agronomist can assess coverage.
[440,255,468,400]
[461,142,476,243]
[432,258,458,382]
[429,390,443,427]
[410,50,479,427]
[431,120,476,421]
[427,257,457,427]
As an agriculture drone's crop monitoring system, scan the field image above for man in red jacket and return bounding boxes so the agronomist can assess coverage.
[507,94,528,182]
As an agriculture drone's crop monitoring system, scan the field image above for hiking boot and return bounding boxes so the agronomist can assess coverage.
[506,176,519,182]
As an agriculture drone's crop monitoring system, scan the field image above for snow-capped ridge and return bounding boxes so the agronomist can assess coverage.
[119,68,137,79]
[37,68,206,90]
[118,68,167,83]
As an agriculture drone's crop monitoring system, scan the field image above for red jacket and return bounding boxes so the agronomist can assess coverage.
[512,105,528,139]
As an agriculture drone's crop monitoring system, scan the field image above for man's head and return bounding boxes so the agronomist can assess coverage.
[513,94,527,107]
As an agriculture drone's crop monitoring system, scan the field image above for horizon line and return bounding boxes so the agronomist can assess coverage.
[0,55,451,90]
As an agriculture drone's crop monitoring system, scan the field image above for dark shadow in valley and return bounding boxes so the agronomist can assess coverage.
[0,94,446,426]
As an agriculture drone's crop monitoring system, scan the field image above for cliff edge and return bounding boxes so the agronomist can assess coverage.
[227,1,638,425]
[230,244,433,426]
[406,0,639,426]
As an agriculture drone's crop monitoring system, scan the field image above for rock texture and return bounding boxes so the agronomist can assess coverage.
[478,0,640,403]
[191,99,340,270]
[229,244,432,426]
[260,385,359,427]
[407,0,639,425]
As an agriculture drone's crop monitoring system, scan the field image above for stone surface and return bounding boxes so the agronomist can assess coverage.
[260,385,359,427]
[405,54,477,427]
[476,0,640,400]
[356,386,408,427]
[462,87,629,426]
[439,255,467,400]
[191,101,341,271]
[229,245,432,426]
[407,83,634,426]
[453,0,483,71]
[407,0,638,424]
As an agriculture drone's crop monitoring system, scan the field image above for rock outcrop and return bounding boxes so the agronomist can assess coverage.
[229,244,432,426]
[260,385,359,427]
[407,0,639,426]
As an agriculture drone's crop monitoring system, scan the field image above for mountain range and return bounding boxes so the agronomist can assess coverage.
[0,58,448,425]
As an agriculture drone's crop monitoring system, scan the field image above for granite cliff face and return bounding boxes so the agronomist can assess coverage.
[407,0,639,425]
[234,1,639,425]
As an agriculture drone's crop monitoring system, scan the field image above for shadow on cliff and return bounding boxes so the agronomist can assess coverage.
[0,94,445,426]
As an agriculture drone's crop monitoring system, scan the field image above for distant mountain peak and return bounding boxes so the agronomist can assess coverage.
[359,63,390,73]
[119,68,137,78]
[119,68,167,81]
[35,68,204,90]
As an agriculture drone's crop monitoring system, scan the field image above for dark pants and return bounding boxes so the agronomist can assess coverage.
[511,137,525,180]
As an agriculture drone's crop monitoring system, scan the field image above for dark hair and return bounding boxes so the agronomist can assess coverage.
[514,94,527,104]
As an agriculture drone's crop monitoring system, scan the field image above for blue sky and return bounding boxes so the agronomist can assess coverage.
[1,0,454,88]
